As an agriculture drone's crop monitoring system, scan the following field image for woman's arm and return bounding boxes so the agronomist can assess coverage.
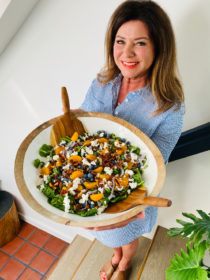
[151,104,184,163]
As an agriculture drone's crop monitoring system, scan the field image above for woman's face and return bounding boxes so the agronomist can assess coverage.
[113,20,155,82]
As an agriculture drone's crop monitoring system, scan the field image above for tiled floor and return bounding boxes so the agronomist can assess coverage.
[0,221,69,280]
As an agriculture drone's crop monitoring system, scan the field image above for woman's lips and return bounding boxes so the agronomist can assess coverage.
[121,61,139,69]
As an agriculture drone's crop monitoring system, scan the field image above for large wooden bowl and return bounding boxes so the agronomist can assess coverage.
[14,112,165,228]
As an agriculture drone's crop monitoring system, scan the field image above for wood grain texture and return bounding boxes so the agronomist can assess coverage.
[0,192,20,247]
[48,235,92,280]
[50,87,86,146]
[138,226,188,280]
[72,235,151,280]
[105,189,172,213]
[14,112,166,228]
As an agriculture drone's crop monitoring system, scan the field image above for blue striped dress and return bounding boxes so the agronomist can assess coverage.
[80,75,184,247]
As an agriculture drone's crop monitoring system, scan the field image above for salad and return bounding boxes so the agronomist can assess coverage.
[34,130,148,216]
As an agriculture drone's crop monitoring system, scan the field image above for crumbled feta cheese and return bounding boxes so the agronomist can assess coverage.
[63,194,70,212]
[43,175,49,183]
[127,189,131,194]
[114,140,121,147]
[91,139,98,147]
[71,151,78,156]
[99,132,104,137]
[81,148,86,157]
[79,193,89,204]
[97,206,106,215]
[108,193,115,200]
[53,155,59,161]
[104,167,113,175]
[85,147,93,154]
[129,182,137,189]
[124,162,128,167]
[125,170,134,176]
[82,158,91,166]
[63,163,70,170]
[130,152,138,162]
[103,142,108,149]
[98,187,103,193]
[116,186,124,191]
[40,184,45,191]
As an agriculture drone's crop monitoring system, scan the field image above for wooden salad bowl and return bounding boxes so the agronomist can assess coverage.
[14,112,166,228]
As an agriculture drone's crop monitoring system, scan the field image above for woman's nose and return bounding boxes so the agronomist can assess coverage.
[124,44,135,57]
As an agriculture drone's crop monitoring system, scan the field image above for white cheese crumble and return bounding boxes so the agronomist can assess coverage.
[97,206,106,215]
[91,139,98,146]
[130,152,138,162]
[43,175,49,183]
[79,193,89,204]
[125,170,134,176]
[129,182,137,189]
[53,155,59,161]
[104,167,113,175]
[85,147,93,154]
[82,158,91,166]
[63,194,70,212]
[63,163,70,170]
[71,151,78,156]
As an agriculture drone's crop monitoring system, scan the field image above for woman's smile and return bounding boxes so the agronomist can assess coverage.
[121,61,140,69]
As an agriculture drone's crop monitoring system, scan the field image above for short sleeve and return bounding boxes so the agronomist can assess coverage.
[80,78,104,112]
[150,104,184,163]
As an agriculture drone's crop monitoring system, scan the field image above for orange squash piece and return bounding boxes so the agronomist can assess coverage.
[99,174,110,180]
[70,170,84,180]
[98,138,108,144]
[91,166,103,174]
[86,154,97,161]
[71,132,79,141]
[84,182,98,189]
[84,139,91,146]
[55,146,65,155]
[90,193,103,201]
[68,155,82,162]
[40,166,51,175]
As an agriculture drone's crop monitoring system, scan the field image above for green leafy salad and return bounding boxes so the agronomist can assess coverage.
[33,130,148,216]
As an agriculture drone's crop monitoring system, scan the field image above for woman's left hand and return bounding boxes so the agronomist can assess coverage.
[86,211,145,231]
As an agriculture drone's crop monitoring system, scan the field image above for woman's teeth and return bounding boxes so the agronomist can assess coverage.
[123,61,138,66]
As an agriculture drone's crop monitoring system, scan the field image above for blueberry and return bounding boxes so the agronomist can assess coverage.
[97,130,101,134]
[90,178,94,182]
[88,173,93,179]
[137,162,141,169]
[112,160,117,164]
[107,133,111,138]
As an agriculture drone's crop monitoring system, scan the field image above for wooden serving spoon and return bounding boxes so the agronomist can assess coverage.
[104,188,172,214]
[50,87,86,146]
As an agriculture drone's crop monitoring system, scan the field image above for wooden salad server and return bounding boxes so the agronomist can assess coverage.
[105,188,172,214]
[50,87,86,146]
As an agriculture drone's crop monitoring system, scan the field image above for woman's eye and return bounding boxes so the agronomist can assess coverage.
[116,40,124,44]
[137,41,146,46]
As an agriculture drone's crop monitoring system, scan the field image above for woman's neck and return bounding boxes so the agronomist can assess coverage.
[121,76,148,92]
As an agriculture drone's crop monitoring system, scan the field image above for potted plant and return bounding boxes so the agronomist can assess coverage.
[166,210,210,280]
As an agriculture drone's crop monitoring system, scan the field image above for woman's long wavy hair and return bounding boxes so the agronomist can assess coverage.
[98,0,184,116]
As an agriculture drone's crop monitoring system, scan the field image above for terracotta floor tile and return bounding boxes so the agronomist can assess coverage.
[0,236,24,255]
[30,250,56,274]
[29,229,51,247]
[18,222,36,239]
[14,242,39,264]
[0,251,10,269]
[46,259,59,277]
[18,268,42,280]
[0,259,25,280]
[43,236,68,256]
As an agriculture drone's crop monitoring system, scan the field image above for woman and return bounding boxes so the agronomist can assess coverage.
[79,1,184,279]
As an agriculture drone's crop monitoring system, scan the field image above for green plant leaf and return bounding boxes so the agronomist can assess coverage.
[166,241,209,280]
[167,210,210,244]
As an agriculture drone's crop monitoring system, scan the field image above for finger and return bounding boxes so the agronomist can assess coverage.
[136,211,145,219]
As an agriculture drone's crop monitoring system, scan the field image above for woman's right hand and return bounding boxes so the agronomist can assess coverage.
[86,211,145,231]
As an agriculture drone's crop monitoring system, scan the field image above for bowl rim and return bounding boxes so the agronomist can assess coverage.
[14,111,166,227]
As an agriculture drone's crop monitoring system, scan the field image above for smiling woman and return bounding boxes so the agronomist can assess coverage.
[79,1,185,279]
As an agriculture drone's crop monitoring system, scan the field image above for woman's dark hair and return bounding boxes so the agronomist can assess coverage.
[98,0,184,115]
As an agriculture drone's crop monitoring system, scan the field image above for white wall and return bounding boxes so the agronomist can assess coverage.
[0,0,209,242]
